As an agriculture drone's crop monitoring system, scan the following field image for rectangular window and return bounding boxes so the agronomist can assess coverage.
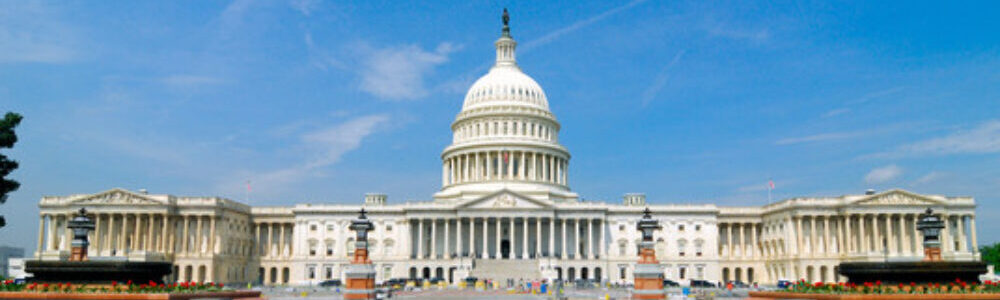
[308,266,316,279]
[326,243,334,256]
[679,267,686,279]
[325,266,333,279]
[327,224,334,231]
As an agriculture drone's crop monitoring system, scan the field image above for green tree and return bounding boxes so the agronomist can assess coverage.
[0,112,22,228]
[982,243,1000,271]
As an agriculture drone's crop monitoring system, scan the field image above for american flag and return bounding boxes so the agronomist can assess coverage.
[768,179,775,190]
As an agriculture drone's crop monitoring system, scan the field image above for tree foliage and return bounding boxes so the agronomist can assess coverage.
[0,112,23,228]
[982,243,1000,271]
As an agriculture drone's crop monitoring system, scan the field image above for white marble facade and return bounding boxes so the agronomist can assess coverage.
[34,15,979,286]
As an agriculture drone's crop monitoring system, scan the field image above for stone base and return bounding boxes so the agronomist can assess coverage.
[633,263,664,300]
[24,260,172,284]
[344,264,376,300]
[838,261,988,284]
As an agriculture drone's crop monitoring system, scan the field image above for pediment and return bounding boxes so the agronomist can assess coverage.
[852,190,944,206]
[67,188,165,206]
[457,190,552,210]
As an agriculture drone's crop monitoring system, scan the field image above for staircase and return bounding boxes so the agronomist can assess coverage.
[470,259,541,282]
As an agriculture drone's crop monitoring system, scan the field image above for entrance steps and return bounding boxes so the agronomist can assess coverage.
[470,259,541,283]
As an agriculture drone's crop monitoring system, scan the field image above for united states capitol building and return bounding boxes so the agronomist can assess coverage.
[32,13,980,287]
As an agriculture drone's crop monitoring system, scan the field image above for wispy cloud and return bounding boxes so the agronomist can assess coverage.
[822,108,850,118]
[703,20,770,43]
[521,0,651,52]
[290,0,320,16]
[226,114,390,196]
[0,2,78,64]
[913,171,947,185]
[359,43,458,100]
[640,50,685,107]
[865,164,902,184]
[875,120,1000,157]
[822,87,906,118]
[775,131,864,145]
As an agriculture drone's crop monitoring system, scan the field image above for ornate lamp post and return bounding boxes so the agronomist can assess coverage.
[344,208,376,300]
[68,208,95,261]
[632,207,664,300]
[917,208,945,262]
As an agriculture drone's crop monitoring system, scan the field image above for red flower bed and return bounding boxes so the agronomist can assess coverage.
[781,278,1000,295]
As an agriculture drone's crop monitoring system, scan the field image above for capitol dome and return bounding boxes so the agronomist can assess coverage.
[434,9,577,204]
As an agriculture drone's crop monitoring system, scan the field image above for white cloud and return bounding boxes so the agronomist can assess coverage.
[0,2,77,63]
[290,0,320,16]
[703,21,769,43]
[913,171,947,185]
[822,108,850,118]
[359,43,458,100]
[893,120,1000,156]
[865,165,902,184]
[229,114,390,195]
[775,131,864,145]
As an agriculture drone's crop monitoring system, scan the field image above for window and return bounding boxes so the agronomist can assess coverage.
[307,266,316,279]
[620,266,627,280]
[695,225,701,231]
[696,266,704,280]
[619,225,625,231]
[327,224,334,231]
[678,225,685,232]
[310,224,317,231]
[325,266,333,279]
[326,240,334,256]
[309,240,317,256]
[618,240,627,256]
[678,239,687,257]
[679,266,687,279]
[386,225,393,232]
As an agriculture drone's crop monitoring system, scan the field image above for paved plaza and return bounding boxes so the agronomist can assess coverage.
[260,286,754,299]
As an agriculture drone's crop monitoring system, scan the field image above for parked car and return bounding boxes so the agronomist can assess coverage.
[776,280,792,289]
[728,280,748,288]
[319,279,342,287]
[464,277,479,287]
[428,277,446,284]
[663,279,680,287]
[690,279,715,288]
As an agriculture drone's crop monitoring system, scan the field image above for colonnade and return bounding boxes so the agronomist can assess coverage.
[718,223,762,259]
[442,150,568,186]
[410,217,603,260]
[255,222,294,259]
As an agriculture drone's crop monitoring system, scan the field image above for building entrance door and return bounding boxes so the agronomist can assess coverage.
[501,240,510,259]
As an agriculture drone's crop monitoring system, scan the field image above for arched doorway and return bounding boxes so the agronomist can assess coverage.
[269,267,277,284]
[834,266,840,283]
[581,267,589,280]
[595,267,602,282]
[282,267,290,283]
[422,267,431,279]
[257,268,264,284]
[184,265,193,282]
[197,265,206,283]
[806,266,815,283]
[556,267,563,280]
[501,240,510,259]
[435,267,444,279]
[735,268,742,282]
[820,266,828,283]
[448,267,456,283]
[747,267,754,284]
[567,267,576,281]
[722,268,730,283]
[409,267,417,279]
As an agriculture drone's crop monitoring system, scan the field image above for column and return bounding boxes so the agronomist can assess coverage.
[456,218,463,257]
[549,218,555,257]
[600,219,606,258]
[875,215,884,252]
[536,217,542,257]
[561,219,567,258]
[845,215,853,253]
[522,217,528,258]
[548,156,554,183]
[529,153,536,181]
[474,152,480,181]
[823,217,831,255]
[278,222,285,258]
[468,218,475,257]
[809,217,817,257]
[914,214,924,254]
[941,214,952,253]
[45,215,53,251]
[146,214,154,251]
[902,214,911,255]
[520,151,526,180]
[727,223,734,258]
[92,213,102,254]
[859,214,868,253]
[507,151,514,179]
[194,216,204,254]
[160,214,169,252]
[107,214,115,252]
[795,217,803,255]
[495,217,501,259]
[481,218,488,259]
[575,218,581,258]
[958,216,968,252]
[971,216,979,255]
[416,219,423,258]
[486,152,492,180]
[587,218,594,259]
[37,215,45,254]
[132,214,141,251]
[209,216,217,254]
[444,218,451,258]
[441,160,447,186]
[431,219,438,259]
[751,223,759,258]
[895,214,904,255]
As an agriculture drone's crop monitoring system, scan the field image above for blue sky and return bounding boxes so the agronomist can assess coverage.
[2,1,999,254]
